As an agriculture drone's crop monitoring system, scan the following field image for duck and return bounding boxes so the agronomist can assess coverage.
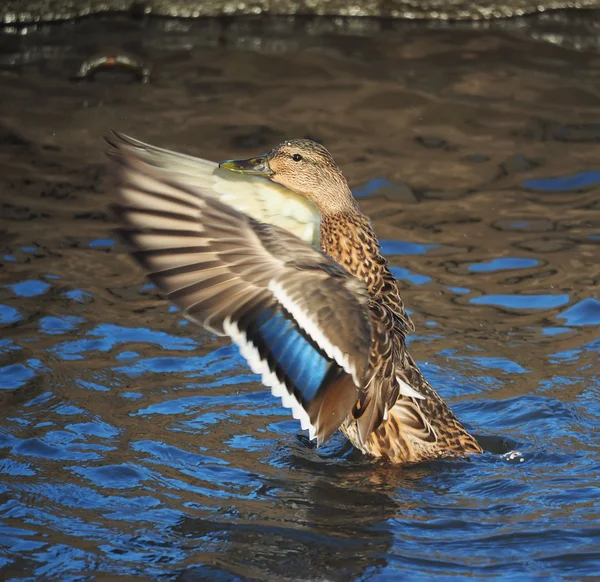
[106,132,483,464]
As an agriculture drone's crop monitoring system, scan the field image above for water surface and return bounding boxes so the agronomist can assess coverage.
[0,16,599,580]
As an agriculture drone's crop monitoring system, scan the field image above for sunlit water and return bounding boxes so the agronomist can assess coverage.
[1,16,599,580]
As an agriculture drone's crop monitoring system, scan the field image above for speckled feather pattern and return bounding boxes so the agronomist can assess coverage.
[320,211,482,463]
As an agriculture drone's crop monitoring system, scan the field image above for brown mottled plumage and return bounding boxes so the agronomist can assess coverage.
[107,133,482,464]
[261,139,481,463]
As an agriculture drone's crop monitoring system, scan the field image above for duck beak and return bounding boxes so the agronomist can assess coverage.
[219,155,273,176]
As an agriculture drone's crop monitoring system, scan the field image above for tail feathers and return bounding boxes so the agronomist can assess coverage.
[390,399,437,444]
[353,388,436,448]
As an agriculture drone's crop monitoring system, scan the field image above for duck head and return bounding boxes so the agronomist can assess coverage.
[219,139,357,215]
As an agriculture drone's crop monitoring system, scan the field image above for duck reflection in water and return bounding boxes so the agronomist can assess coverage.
[169,440,454,581]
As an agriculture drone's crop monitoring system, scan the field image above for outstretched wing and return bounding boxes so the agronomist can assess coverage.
[107,134,372,444]
[106,132,321,247]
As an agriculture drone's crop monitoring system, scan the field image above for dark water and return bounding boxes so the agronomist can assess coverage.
[1,16,600,581]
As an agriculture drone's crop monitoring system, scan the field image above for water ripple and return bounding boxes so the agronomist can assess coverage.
[0,18,599,581]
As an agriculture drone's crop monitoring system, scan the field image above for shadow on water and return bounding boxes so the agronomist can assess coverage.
[0,12,599,581]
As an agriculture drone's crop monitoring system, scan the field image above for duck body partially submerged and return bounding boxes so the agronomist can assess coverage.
[107,133,482,464]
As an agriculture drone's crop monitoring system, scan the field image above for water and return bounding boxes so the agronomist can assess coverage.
[1,16,599,581]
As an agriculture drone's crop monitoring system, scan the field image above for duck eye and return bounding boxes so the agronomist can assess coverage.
[292,153,303,162]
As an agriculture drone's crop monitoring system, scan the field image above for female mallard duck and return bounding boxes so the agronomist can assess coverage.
[107,132,482,464]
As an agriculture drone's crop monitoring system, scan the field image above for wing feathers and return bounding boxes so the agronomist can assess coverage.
[224,316,317,439]
[114,208,201,232]
[311,369,359,443]
[108,133,373,443]
[118,186,200,214]
[131,250,217,276]
[121,231,208,250]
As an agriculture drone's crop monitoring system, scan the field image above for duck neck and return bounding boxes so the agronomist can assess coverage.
[320,209,389,295]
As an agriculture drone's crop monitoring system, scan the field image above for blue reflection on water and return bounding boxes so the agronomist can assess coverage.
[6,280,51,297]
[89,238,115,248]
[51,324,199,360]
[0,305,22,324]
[0,339,21,353]
[353,178,393,198]
[448,286,470,294]
[76,379,111,392]
[468,257,539,272]
[389,266,432,285]
[542,327,572,336]
[0,364,37,389]
[39,315,86,335]
[471,294,570,309]
[523,170,600,191]
[458,356,530,375]
[380,239,438,255]
[557,298,600,326]
[115,347,233,378]
[115,350,139,360]
[63,289,93,303]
